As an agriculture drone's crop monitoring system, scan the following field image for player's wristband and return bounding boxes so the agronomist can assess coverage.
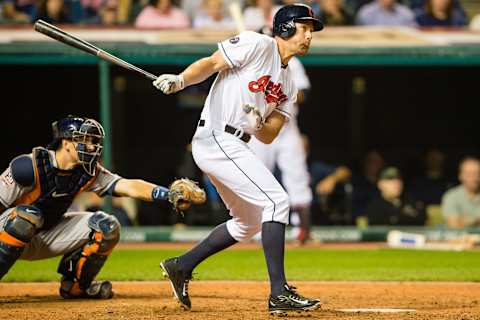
[152,186,169,203]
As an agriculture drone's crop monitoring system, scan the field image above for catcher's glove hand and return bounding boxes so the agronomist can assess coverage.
[168,178,206,213]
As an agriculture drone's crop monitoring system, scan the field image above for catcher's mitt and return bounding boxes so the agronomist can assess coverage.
[168,178,206,212]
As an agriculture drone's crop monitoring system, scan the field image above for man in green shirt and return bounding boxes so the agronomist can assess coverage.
[441,157,480,228]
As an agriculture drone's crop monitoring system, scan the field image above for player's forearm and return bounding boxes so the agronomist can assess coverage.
[181,51,228,88]
[181,58,217,87]
[333,166,352,183]
[254,112,286,144]
[255,124,281,144]
[113,179,157,202]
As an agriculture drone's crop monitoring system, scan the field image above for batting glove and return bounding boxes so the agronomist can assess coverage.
[243,104,264,131]
[153,74,185,95]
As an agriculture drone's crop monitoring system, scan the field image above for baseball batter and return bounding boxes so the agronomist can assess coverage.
[153,4,323,315]
[0,116,203,298]
[248,55,313,244]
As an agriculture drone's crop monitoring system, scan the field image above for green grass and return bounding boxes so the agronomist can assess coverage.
[3,248,480,282]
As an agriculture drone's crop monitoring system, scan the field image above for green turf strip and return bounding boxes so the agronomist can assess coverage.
[3,248,480,282]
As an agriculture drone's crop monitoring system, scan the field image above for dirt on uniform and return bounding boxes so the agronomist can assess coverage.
[1,281,480,320]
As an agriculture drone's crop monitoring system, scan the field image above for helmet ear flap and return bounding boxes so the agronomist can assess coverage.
[279,20,296,39]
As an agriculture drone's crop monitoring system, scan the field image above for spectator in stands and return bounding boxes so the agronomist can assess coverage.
[314,0,354,26]
[344,0,372,14]
[35,0,72,23]
[79,0,103,21]
[365,166,426,225]
[315,164,352,196]
[182,0,245,22]
[98,0,119,25]
[83,0,119,25]
[441,157,480,228]
[1,0,36,23]
[134,0,189,29]
[243,0,281,31]
[351,150,385,218]
[192,0,236,30]
[311,161,353,225]
[410,0,466,18]
[471,13,480,31]
[415,0,467,27]
[410,148,454,206]
[356,0,417,26]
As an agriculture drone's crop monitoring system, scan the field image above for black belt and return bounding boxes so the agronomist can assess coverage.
[198,119,251,143]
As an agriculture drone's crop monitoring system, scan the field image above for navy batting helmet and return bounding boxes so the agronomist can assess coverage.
[273,4,323,39]
[51,116,105,175]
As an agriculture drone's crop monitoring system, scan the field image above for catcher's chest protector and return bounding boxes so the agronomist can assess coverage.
[14,147,95,229]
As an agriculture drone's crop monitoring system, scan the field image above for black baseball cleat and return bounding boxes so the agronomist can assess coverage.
[160,257,192,310]
[268,284,321,316]
[60,280,114,299]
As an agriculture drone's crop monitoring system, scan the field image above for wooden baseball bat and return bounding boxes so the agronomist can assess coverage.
[34,20,158,81]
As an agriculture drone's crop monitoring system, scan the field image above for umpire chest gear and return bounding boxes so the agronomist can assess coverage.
[13,147,97,229]
[273,4,324,39]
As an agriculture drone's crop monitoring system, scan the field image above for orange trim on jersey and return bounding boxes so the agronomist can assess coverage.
[77,165,99,194]
[0,231,25,247]
[14,150,41,206]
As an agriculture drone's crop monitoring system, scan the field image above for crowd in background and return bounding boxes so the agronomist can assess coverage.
[307,149,480,229]
[0,0,477,28]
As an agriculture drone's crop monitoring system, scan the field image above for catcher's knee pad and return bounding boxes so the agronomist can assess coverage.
[0,205,43,279]
[57,212,120,298]
[87,211,121,251]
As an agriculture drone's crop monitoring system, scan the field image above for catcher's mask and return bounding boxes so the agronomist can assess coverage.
[52,116,105,175]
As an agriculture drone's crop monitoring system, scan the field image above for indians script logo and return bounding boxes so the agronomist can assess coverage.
[248,75,287,106]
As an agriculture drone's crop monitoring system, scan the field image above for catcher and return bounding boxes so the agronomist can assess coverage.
[0,115,205,299]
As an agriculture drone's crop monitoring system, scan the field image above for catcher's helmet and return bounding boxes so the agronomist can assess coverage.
[51,116,105,175]
[273,4,323,39]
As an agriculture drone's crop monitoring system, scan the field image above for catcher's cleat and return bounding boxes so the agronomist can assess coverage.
[268,284,321,316]
[60,280,114,299]
[160,257,192,310]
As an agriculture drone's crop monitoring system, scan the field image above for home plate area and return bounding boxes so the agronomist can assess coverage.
[1,281,479,320]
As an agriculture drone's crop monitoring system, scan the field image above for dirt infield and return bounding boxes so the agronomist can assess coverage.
[1,281,480,320]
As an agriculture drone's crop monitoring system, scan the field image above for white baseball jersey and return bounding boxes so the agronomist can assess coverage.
[248,56,313,207]
[195,31,297,136]
[192,31,298,241]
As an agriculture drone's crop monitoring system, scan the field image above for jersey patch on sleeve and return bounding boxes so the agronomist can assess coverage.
[0,169,14,187]
[10,155,35,187]
[229,36,240,44]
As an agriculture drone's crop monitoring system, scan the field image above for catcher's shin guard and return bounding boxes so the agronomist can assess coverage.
[0,206,43,279]
[57,212,120,299]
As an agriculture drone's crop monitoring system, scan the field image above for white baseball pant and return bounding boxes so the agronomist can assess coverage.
[249,119,312,208]
[192,129,290,242]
